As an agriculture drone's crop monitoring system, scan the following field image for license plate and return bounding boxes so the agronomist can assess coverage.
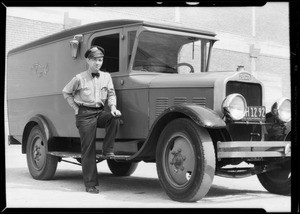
[243,106,266,121]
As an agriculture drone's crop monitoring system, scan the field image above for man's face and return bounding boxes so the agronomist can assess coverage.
[87,57,103,72]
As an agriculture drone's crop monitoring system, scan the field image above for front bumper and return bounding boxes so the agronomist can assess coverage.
[217,141,291,158]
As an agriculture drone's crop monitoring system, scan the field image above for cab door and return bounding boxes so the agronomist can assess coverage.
[88,27,149,139]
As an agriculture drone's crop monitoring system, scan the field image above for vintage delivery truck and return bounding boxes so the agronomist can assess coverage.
[7,19,291,202]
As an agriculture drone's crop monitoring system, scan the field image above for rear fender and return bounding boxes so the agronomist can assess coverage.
[22,115,56,154]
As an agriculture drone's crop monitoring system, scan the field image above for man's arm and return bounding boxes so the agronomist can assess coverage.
[106,74,121,117]
[62,77,80,115]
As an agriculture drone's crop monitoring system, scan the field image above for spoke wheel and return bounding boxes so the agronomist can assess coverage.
[156,118,215,202]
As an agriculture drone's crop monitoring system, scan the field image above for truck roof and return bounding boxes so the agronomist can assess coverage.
[8,19,216,55]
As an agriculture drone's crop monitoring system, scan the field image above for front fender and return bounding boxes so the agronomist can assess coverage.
[130,104,226,161]
[265,112,291,141]
[159,103,226,128]
[284,121,291,141]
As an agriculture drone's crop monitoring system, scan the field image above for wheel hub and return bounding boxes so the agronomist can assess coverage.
[34,145,41,162]
[32,138,45,169]
[170,149,186,173]
[165,134,196,186]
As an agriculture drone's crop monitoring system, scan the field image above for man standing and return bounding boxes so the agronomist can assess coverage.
[62,46,121,194]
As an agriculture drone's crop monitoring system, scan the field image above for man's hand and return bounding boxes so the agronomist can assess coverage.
[110,105,122,117]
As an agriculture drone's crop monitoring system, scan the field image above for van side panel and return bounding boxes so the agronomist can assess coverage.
[7,36,87,138]
[7,95,80,137]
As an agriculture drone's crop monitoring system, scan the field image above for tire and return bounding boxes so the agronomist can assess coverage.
[107,160,138,176]
[156,118,215,202]
[257,160,291,195]
[257,133,291,195]
[26,125,58,180]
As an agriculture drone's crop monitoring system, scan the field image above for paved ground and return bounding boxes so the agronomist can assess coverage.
[4,142,291,212]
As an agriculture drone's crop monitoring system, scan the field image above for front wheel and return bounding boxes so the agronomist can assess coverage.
[26,125,58,180]
[257,160,291,195]
[107,160,138,176]
[156,118,215,202]
[257,132,291,195]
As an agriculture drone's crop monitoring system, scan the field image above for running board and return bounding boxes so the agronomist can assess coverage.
[48,151,131,160]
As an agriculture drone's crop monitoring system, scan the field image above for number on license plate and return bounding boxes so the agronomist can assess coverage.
[244,106,266,120]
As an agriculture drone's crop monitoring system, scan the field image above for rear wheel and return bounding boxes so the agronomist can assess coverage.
[156,118,215,202]
[107,160,138,176]
[26,125,58,180]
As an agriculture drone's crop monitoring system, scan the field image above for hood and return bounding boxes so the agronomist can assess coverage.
[149,71,237,88]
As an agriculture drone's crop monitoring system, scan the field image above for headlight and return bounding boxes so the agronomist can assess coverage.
[222,93,247,120]
[271,97,291,123]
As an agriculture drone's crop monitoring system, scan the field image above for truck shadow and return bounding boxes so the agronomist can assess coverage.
[6,166,269,204]
[206,185,266,198]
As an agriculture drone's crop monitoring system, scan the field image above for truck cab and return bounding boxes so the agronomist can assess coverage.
[7,19,291,202]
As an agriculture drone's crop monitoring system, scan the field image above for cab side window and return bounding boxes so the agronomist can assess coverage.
[92,33,120,73]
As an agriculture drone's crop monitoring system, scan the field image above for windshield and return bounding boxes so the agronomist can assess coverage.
[132,31,211,73]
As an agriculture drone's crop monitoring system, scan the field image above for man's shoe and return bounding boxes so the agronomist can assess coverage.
[86,186,99,194]
[103,152,115,158]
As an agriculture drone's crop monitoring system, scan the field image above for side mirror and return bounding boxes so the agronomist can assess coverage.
[69,34,83,59]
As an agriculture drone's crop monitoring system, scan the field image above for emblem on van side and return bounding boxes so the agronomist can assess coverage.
[31,63,49,77]
[239,73,251,81]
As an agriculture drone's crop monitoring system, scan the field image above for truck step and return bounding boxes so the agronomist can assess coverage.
[48,151,131,160]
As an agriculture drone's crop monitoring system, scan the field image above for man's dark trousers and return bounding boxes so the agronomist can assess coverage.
[76,106,120,187]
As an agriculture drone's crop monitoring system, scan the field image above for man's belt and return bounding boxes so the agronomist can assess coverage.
[78,104,103,110]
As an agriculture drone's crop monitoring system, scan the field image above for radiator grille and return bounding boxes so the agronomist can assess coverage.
[226,81,263,141]
[226,81,262,106]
